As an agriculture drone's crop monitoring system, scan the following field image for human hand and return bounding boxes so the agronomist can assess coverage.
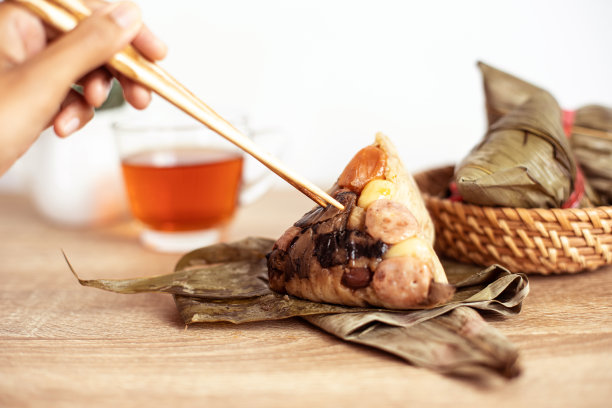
[0,0,167,175]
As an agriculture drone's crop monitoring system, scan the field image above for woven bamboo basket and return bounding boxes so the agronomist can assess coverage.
[414,165,612,274]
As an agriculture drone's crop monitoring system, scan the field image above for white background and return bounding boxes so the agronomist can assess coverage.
[3,0,612,190]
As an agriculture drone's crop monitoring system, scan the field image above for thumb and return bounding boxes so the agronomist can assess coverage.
[29,1,142,92]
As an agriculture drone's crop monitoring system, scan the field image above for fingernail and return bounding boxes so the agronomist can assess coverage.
[63,117,80,136]
[110,2,140,29]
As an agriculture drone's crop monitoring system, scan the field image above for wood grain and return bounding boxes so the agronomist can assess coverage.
[0,191,611,407]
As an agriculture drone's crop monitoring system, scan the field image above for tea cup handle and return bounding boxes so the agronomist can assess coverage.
[239,128,286,206]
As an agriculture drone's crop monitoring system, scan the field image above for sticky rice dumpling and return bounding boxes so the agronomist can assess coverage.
[570,105,612,205]
[454,63,600,208]
[267,133,454,310]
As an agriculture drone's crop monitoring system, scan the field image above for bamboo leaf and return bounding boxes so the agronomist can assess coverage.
[455,62,601,208]
[67,237,529,378]
[306,307,520,378]
[571,105,612,205]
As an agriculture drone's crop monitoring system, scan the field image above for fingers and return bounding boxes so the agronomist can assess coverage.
[5,0,166,141]
[53,90,95,137]
[79,68,113,107]
[120,25,166,109]
[133,25,167,61]
[54,3,166,110]
[118,76,151,109]
[24,1,143,99]
[84,0,167,61]
[70,26,166,109]
[118,23,168,109]
[79,68,153,112]
[77,23,165,109]
[105,66,151,110]
[0,2,47,70]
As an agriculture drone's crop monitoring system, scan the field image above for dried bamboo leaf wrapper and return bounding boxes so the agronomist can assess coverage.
[478,61,543,126]
[173,263,527,324]
[68,237,528,378]
[172,239,527,324]
[68,238,528,324]
[175,237,274,270]
[455,62,600,208]
[70,237,276,299]
[66,249,273,300]
[588,179,612,205]
[489,91,572,163]
[306,307,520,378]
[298,270,526,338]
[455,91,589,208]
[72,261,269,299]
[173,242,526,378]
[174,293,374,324]
[571,105,612,204]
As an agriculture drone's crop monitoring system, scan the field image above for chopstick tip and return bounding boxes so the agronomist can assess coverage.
[329,199,345,211]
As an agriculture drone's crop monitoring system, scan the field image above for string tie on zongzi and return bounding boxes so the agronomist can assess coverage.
[448,182,463,202]
[561,166,585,209]
[562,109,576,137]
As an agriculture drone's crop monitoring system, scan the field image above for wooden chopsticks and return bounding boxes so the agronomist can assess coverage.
[10,0,344,210]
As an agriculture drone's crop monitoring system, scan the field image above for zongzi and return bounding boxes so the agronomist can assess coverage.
[570,105,612,205]
[454,63,600,208]
[267,133,454,310]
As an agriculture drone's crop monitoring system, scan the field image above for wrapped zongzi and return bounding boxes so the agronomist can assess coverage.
[570,105,612,205]
[267,133,454,310]
[454,63,600,208]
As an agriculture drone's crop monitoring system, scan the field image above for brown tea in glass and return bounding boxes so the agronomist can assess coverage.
[113,119,256,253]
[120,148,244,232]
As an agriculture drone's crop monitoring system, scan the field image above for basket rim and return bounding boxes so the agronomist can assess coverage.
[417,165,612,215]
[415,165,611,274]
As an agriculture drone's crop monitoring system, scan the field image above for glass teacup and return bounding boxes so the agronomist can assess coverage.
[113,117,275,252]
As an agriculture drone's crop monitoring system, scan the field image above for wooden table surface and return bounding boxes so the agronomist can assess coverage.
[0,190,611,408]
